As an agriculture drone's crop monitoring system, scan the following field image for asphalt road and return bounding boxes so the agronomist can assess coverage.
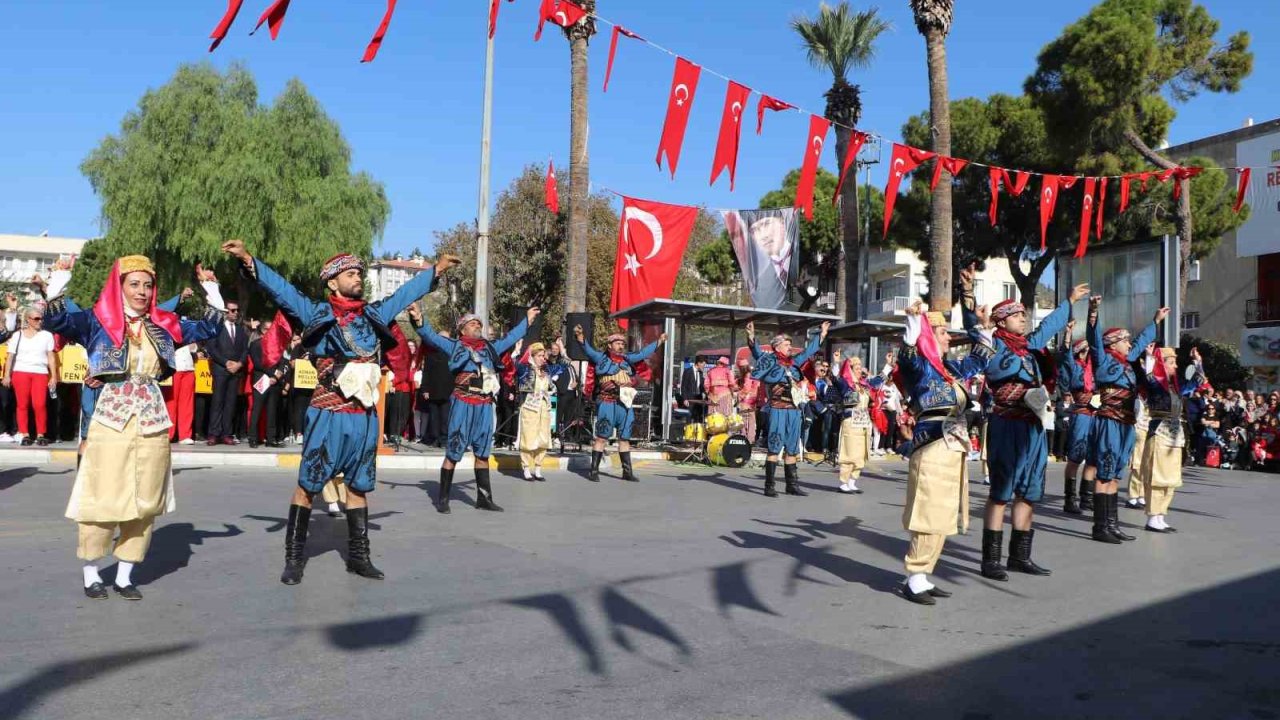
[0,458,1277,720]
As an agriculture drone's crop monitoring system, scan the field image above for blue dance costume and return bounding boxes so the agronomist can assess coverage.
[1086,318,1157,482]
[581,338,660,441]
[1057,344,1096,465]
[749,333,822,456]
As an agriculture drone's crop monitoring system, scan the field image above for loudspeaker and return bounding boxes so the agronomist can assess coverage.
[508,306,545,347]
[565,312,595,361]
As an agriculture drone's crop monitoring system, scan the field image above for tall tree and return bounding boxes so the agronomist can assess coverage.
[791,2,891,321]
[1026,0,1252,300]
[75,63,388,311]
[563,3,597,316]
[908,0,956,314]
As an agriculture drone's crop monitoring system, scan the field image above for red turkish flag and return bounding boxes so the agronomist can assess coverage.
[209,0,246,51]
[251,0,291,39]
[795,115,830,221]
[1095,177,1108,239]
[1119,174,1134,213]
[833,130,870,204]
[361,0,397,62]
[930,156,968,191]
[1234,167,1252,212]
[1075,177,1097,258]
[882,144,936,240]
[710,81,752,190]
[1039,174,1063,251]
[262,310,293,368]
[655,58,701,178]
[1157,166,1203,199]
[603,26,643,92]
[488,0,515,39]
[535,0,587,40]
[987,168,1004,226]
[610,197,699,328]
[756,95,795,135]
[545,161,560,213]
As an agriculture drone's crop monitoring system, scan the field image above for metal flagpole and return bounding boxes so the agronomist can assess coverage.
[475,14,496,328]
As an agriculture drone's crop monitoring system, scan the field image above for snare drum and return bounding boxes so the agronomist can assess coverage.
[683,423,707,443]
[705,412,729,435]
[727,412,745,432]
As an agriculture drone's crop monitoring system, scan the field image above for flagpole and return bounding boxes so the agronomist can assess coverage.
[475,13,496,329]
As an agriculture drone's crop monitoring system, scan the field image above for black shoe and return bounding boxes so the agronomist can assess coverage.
[249,441,260,449]
[327,508,343,518]
[20,436,32,446]
[1105,495,1136,541]
[764,461,778,498]
[113,584,143,601]
[436,467,454,514]
[620,451,638,482]
[1144,524,1176,533]
[927,586,953,598]
[345,507,385,579]
[980,529,1009,581]
[1007,529,1051,576]
[474,467,504,512]
[901,583,936,605]
[84,582,108,600]
[1092,495,1122,544]
[1063,476,1082,515]
[281,504,311,585]
[588,450,602,482]
[36,436,49,447]
[1124,497,1143,509]
[783,464,807,496]
[268,441,285,448]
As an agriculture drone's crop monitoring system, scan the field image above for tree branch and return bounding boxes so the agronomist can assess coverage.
[1123,128,1177,170]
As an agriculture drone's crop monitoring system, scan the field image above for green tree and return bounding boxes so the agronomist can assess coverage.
[73,63,389,312]
[1026,0,1252,300]
[791,1,891,320]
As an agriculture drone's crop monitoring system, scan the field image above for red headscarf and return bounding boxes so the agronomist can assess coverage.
[94,257,183,347]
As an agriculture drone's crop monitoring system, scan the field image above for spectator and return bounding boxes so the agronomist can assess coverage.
[205,300,248,445]
[247,318,289,448]
[547,337,579,439]
[681,357,707,422]
[808,359,840,453]
[2,307,58,446]
[419,329,453,448]
[286,336,313,445]
[164,343,198,445]
[192,347,212,441]
[1199,404,1225,463]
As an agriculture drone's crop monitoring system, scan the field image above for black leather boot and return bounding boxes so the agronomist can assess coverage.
[280,504,311,585]
[345,507,384,579]
[436,467,454,514]
[1079,476,1094,511]
[1092,493,1121,544]
[1007,528,1051,575]
[475,467,504,511]
[764,461,778,498]
[784,463,807,496]
[980,529,1009,581]
[1106,494,1135,541]
[1063,475,1081,515]
[620,451,638,482]
[589,451,602,482]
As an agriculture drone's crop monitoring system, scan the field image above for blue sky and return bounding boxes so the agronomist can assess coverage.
[1,1,1275,256]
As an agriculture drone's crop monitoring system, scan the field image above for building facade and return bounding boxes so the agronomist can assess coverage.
[367,256,431,303]
[0,233,88,293]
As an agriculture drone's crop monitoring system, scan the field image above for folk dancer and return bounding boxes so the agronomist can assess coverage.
[574,326,665,482]
[1137,346,1207,532]
[744,320,830,498]
[222,240,458,583]
[1057,323,1096,515]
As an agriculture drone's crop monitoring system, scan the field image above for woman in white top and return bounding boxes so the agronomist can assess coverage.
[2,307,58,445]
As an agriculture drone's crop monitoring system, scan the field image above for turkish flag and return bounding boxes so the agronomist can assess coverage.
[795,115,830,221]
[610,197,699,327]
[987,168,1032,227]
[209,0,245,51]
[1095,177,1108,239]
[536,0,587,40]
[251,0,291,39]
[545,161,560,213]
[262,310,293,368]
[655,57,701,178]
[710,81,752,190]
[1075,177,1097,258]
[603,26,643,92]
[1157,166,1203,199]
[488,0,515,38]
[361,0,397,62]
[832,129,870,204]
[1039,174,1063,251]
[882,144,936,241]
[1235,167,1252,212]
[756,94,794,135]
[930,156,968,191]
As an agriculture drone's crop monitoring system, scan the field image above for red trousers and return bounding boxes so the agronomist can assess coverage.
[11,371,49,436]
[164,371,195,441]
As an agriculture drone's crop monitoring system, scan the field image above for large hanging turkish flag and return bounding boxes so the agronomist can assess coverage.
[710,81,752,190]
[795,115,830,221]
[655,58,702,178]
[610,197,699,327]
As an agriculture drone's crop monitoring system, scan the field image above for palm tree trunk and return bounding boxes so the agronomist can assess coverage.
[564,11,595,314]
[924,28,953,313]
[834,126,860,321]
[1123,128,1193,304]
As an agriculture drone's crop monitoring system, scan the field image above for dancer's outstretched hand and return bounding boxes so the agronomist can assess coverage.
[526,306,541,325]
[221,240,252,264]
[435,254,462,275]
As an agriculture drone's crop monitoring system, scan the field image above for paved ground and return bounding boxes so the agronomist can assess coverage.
[0,458,1277,720]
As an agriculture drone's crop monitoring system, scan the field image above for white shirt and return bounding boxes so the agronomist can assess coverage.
[225,321,238,342]
[7,330,56,374]
[173,345,195,372]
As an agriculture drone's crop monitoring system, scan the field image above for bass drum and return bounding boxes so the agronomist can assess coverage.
[708,433,752,468]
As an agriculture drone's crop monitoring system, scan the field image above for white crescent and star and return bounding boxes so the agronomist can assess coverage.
[730,101,743,122]
[674,84,690,106]
[812,135,824,156]
[892,157,905,178]
[555,11,568,24]
[1083,194,1093,210]
[624,206,665,262]
[1044,187,1054,201]
[623,253,642,276]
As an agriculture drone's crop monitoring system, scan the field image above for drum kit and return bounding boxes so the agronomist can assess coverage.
[682,406,752,468]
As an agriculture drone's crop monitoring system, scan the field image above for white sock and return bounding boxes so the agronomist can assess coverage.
[534,467,544,478]
[839,482,850,492]
[848,478,859,490]
[328,502,341,513]
[115,561,134,588]
[1156,514,1169,529]
[907,573,932,594]
[83,563,102,588]
[1146,515,1159,527]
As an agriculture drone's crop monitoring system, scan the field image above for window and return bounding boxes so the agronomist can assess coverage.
[1002,283,1017,301]
[1188,259,1201,282]
[973,278,984,299]
[1181,312,1200,330]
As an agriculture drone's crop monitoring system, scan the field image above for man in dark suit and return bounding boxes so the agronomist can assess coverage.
[206,301,248,445]
[681,357,707,423]
[248,318,289,448]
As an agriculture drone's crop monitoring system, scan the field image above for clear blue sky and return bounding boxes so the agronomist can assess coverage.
[1,0,1275,256]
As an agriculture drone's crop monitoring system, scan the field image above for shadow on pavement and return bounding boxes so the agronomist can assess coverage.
[0,643,196,719]
[131,522,243,586]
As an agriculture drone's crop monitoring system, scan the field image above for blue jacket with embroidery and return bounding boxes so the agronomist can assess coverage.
[417,316,528,375]
[748,332,822,385]
[1087,316,1158,392]
[581,338,660,377]
[963,301,1071,388]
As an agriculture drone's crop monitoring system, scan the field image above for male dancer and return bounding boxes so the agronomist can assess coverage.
[222,240,458,584]
[1084,294,1166,544]
[1057,323,1095,515]
[963,267,1088,580]
[418,309,536,512]
[574,325,665,482]
[745,320,830,497]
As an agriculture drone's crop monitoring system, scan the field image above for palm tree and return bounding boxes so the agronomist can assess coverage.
[792,2,891,322]
[909,0,954,309]
[563,2,597,315]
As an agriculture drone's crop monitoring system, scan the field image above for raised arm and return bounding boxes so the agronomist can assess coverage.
[791,322,830,367]
[221,240,324,325]
[574,324,606,365]
[415,313,458,356]
[625,334,664,365]
[1086,295,1105,370]
[1028,283,1088,351]
[41,269,93,346]
[374,256,457,321]
[492,311,534,358]
[1127,308,1166,362]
